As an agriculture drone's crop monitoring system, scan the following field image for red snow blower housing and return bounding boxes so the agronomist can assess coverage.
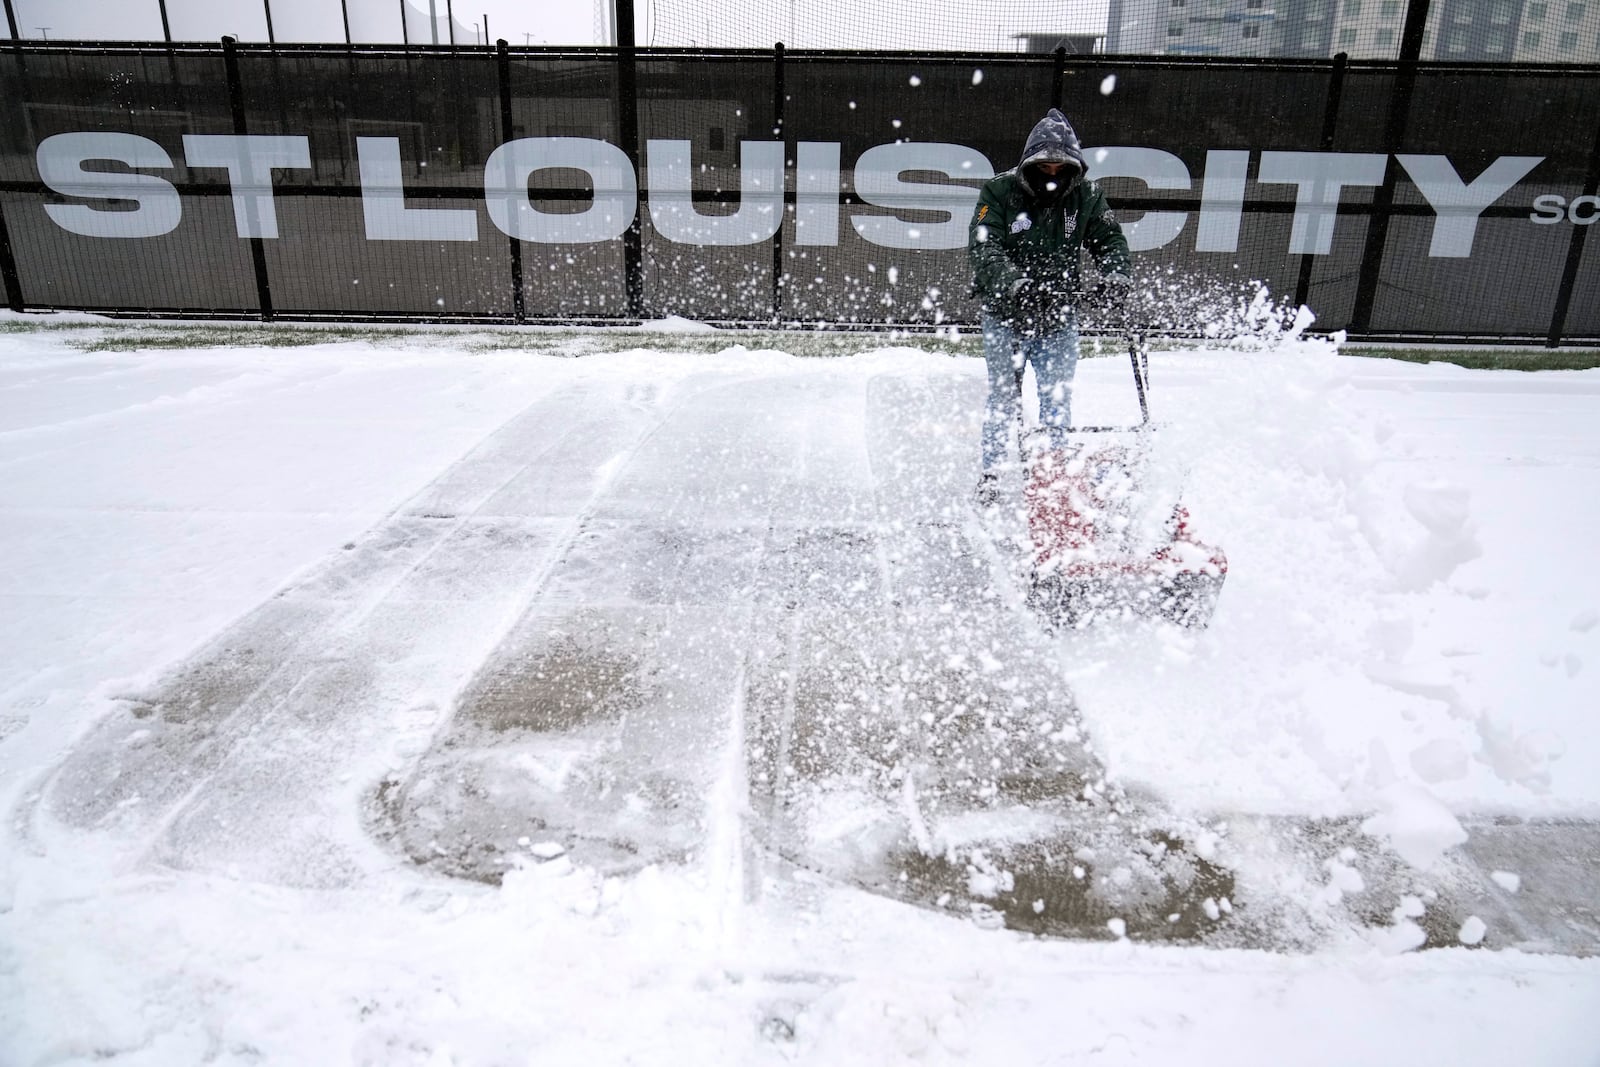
[1021,334,1227,629]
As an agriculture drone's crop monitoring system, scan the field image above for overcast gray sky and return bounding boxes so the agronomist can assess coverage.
[6,0,598,45]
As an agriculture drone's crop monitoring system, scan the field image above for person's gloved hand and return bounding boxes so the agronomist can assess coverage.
[1091,272,1133,308]
[1004,275,1040,328]
[1088,272,1136,328]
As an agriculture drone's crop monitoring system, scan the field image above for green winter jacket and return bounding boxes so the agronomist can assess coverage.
[969,109,1131,334]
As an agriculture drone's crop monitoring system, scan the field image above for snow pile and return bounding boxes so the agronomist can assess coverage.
[1359,782,1469,870]
[1391,481,1482,592]
[1058,328,1600,833]
[639,315,719,333]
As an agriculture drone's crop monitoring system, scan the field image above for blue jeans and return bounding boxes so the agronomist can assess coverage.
[980,312,1081,470]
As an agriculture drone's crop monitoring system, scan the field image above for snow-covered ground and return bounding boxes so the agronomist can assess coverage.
[1,314,1597,1064]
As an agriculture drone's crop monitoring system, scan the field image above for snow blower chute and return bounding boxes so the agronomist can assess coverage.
[1020,333,1227,629]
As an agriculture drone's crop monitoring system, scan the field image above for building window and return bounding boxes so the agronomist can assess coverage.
[1172,0,1186,7]
[1485,26,1510,50]
[1169,21,1185,34]
[1529,2,1548,19]
[1560,29,1579,45]
[1344,0,1362,17]
[1380,0,1400,14]
[1377,27,1396,43]
[1489,0,1514,24]
[1247,0,1265,7]
[1243,22,1262,36]
[1524,29,1543,45]
[1566,2,1586,19]
[1340,26,1359,43]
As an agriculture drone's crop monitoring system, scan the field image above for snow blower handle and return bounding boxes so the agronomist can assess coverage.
[1128,329,1151,427]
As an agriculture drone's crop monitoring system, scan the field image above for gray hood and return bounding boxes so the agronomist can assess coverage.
[1017,108,1087,196]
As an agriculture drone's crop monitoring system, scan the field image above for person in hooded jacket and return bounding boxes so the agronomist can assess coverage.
[967,108,1132,507]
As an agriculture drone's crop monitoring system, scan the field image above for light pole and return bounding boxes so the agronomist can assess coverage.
[472,21,479,44]
[36,25,48,38]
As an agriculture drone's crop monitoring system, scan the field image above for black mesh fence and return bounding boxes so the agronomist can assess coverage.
[0,40,1596,342]
[0,47,259,312]
[233,49,513,318]
[634,56,780,321]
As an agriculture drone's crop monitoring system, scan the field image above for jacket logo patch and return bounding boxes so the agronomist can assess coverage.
[1010,214,1032,234]
[1063,214,1077,238]
[976,204,988,222]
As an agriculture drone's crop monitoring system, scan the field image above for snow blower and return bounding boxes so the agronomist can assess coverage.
[1020,333,1227,629]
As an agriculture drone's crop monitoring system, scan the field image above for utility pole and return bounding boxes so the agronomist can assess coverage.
[2,0,16,40]
[35,26,48,39]
[157,0,172,41]
[262,0,275,43]
[447,0,455,43]
[428,0,438,44]
[483,13,489,41]
[340,0,351,44]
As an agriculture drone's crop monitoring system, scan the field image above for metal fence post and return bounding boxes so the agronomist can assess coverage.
[1349,0,1431,334]
[495,39,526,324]
[772,41,786,324]
[221,36,276,321]
[0,203,22,311]
[1295,52,1348,312]
[1546,115,1600,347]
[615,0,644,317]
[1051,45,1066,110]
[0,0,21,307]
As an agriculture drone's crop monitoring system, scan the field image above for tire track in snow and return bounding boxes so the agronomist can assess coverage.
[743,368,1237,943]
[21,372,706,883]
[367,371,826,883]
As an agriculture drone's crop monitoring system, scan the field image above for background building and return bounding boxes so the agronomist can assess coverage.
[1106,0,1600,59]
